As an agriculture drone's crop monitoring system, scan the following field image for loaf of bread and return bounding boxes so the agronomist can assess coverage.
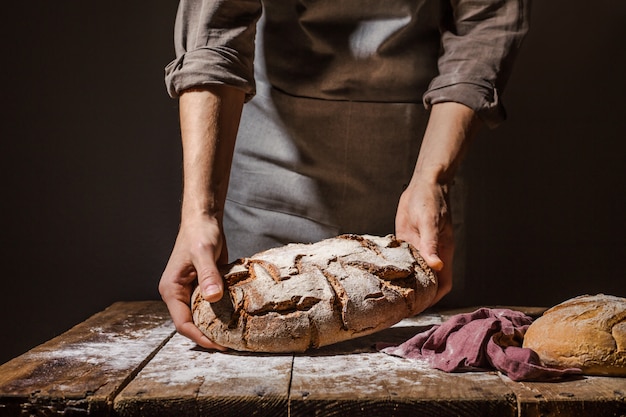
[192,234,437,352]
[523,294,626,376]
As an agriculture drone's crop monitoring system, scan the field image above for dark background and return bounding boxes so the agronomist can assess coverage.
[2,1,625,365]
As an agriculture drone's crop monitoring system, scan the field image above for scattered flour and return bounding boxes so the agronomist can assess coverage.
[133,333,293,387]
[391,314,442,328]
[32,321,174,372]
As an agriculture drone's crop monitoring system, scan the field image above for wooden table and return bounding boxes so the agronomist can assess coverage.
[1,301,625,417]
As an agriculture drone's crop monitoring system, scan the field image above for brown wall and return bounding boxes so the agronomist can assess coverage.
[2,1,625,364]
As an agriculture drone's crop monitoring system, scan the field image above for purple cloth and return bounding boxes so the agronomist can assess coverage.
[379,308,582,382]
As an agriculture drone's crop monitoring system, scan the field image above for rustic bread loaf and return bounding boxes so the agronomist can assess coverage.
[192,234,437,352]
[523,294,626,376]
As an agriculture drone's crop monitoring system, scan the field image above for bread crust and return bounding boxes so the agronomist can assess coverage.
[192,234,437,352]
[523,294,626,376]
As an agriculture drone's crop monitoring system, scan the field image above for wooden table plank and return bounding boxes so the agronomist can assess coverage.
[114,311,442,417]
[436,305,549,320]
[289,315,517,417]
[4,301,624,417]
[290,353,517,417]
[501,374,626,417]
[0,301,174,417]
[114,333,293,417]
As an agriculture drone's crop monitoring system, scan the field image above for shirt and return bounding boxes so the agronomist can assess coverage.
[165,0,530,128]
[162,0,530,259]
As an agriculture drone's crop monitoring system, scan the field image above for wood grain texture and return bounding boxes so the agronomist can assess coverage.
[501,374,626,417]
[3,301,625,417]
[437,305,549,320]
[287,315,517,417]
[114,333,293,417]
[290,350,517,417]
[0,301,174,416]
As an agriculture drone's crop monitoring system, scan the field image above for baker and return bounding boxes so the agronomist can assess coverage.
[159,0,530,350]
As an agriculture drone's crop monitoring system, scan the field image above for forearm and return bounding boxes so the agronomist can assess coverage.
[396,102,481,304]
[411,102,481,187]
[179,86,245,222]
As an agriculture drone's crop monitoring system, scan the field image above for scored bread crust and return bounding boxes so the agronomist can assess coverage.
[523,294,626,376]
[192,234,437,352]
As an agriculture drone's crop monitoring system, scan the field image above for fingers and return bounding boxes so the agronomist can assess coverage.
[395,184,454,307]
[159,217,228,349]
[159,265,227,351]
[430,255,452,306]
[194,247,225,303]
[396,203,445,271]
[166,295,227,351]
[416,223,445,272]
[427,222,454,306]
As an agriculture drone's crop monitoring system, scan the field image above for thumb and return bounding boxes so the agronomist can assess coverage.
[421,247,444,272]
[195,252,224,303]
[418,227,444,272]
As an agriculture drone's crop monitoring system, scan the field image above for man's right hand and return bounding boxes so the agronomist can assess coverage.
[159,214,228,350]
[160,86,245,350]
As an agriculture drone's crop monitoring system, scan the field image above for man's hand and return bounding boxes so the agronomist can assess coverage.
[396,178,454,306]
[395,102,481,306]
[160,85,245,349]
[159,215,227,350]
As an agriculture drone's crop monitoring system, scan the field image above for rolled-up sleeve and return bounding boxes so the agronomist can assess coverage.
[423,0,530,128]
[164,0,262,100]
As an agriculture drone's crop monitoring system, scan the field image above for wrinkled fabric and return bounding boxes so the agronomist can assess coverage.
[165,0,530,127]
[423,0,530,127]
[379,308,583,382]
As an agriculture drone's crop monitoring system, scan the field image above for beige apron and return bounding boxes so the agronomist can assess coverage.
[166,0,529,305]
[223,5,455,259]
